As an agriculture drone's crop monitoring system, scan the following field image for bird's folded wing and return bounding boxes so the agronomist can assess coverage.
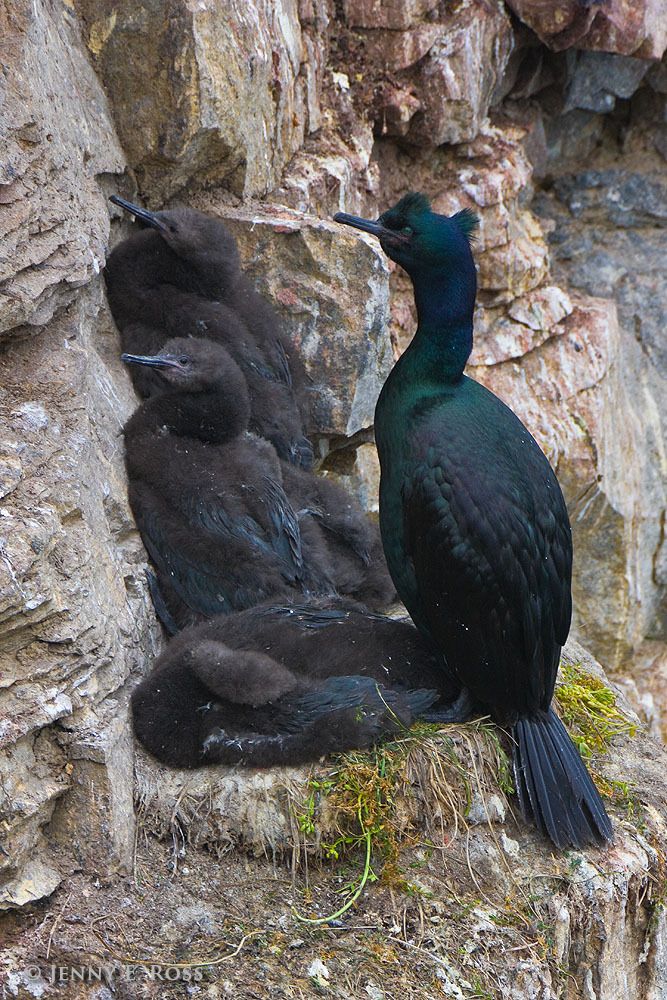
[262,476,304,579]
[137,506,234,617]
[185,485,302,583]
[403,453,571,708]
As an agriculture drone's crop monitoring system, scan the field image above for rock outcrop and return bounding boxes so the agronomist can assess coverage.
[6,639,667,999]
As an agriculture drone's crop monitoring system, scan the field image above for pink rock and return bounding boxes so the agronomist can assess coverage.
[404,2,514,146]
[506,0,667,59]
[358,24,442,72]
[342,0,439,30]
[470,285,572,366]
[378,84,422,138]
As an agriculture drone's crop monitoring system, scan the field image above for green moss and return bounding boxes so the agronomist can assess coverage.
[555,662,639,809]
[293,719,512,921]
[555,662,636,758]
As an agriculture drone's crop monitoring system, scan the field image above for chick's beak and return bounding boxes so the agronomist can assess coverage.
[121,353,181,370]
[109,195,168,233]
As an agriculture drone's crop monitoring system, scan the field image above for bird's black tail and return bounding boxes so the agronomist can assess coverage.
[513,708,613,850]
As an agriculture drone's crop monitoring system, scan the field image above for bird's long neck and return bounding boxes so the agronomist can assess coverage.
[404,266,476,383]
[136,389,247,443]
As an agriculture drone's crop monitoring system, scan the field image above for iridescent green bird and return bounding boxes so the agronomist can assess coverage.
[335,193,612,850]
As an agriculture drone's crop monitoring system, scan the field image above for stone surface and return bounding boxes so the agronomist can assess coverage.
[358,0,514,146]
[323,441,382,515]
[342,0,439,30]
[74,0,325,202]
[506,0,667,59]
[0,0,125,335]
[0,731,67,909]
[402,1,514,147]
[268,99,378,217]
[469,284,572,366]
[48,697,136,876]
[534,159,667,663]
[0,290,159,903]
[190,202,393,440]
[564,51,651,113]
[359,24,442,74]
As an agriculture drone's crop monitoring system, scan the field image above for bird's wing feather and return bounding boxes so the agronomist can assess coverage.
[262,476,304,579]
[132,488,278,616]
[137,506,234,617]
[402,434,571,714]
[181,478,303,584]
[274,337,293,387]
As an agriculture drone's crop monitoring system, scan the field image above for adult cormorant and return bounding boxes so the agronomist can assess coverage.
[334,193,612,850]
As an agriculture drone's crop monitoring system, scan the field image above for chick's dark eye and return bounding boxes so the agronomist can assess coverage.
[178,355,190,366]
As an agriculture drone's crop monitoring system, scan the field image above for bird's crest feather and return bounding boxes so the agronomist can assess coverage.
[394,192,431,216]
[451,208,479,245]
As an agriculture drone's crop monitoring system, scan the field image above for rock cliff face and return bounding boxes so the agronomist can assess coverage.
[1,0,667,992]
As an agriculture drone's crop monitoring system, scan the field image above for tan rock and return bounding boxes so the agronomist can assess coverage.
[0,4,151,903]
[270,109,378,217]
[74,0,323,201]
[0,731,67,908]
[342,0,439,30]
[377,84,422,138]
[344,2,512,144]
[322,440,382,515]
[357,25,442,72]
[0,860,63,911]
[0,290,159,904]
[190,202,393,439]
[470,285,572,366]
[476,214,549,304]
[401,1,514,146]
[48,698,136,876]
[0,0,125,334]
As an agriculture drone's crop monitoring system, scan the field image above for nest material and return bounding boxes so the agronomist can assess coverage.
[134,719,512,869]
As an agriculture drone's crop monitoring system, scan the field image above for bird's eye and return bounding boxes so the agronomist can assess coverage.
[169,224,178,233]
[402,225,413,236]
[178,355,190,366]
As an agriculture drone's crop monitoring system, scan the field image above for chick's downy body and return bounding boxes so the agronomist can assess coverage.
[131,599,450,768]
[106,197,312,467]
[122,338,331,630]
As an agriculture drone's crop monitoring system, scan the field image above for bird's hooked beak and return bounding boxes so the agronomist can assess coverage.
[121,352,181,370]
[333,212,410,248]
[109,195,168,233]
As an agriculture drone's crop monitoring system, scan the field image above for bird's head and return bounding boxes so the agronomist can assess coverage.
[334,193,478,279]
[121,337,244,395]
[109,197,240,280]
